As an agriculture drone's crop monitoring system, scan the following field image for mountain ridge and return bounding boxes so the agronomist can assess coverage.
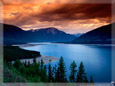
[3,23,76,45]
[2,23,114,45]
[72,23,114,44]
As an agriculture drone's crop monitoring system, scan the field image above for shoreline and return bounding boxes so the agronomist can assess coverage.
[52,42,115,46]
[13,42,115,47]
[12,55,58,64]
[13,44,46,47]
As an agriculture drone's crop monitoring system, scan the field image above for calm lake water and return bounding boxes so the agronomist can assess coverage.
[20,43,113,82]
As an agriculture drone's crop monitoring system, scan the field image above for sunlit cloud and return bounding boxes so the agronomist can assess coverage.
[1,0,112,4]
[3,1,112,33]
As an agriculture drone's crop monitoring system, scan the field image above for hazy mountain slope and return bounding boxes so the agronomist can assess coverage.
[72,23,114,44]
[72,33,83,38]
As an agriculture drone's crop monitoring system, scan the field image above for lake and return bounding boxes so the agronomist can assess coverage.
[20,43,113,82]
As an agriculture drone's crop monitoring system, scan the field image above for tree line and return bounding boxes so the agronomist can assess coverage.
[4,46,41,62]
[5,56,94,83]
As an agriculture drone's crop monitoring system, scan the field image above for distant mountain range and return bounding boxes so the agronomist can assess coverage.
[3,23,76,45]
[2,23,114,45]
[72,33,83,38]
[72,23,114,44]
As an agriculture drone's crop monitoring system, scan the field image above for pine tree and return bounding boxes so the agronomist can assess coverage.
[33,57,37,65]
[40,65,48,82]
[52,65,57,82]
[56,56,67,82]
[8,61,11,66]
[14,59,22,70]
[90,75,94,83]
[69,61,77,82]
[48,63,53,82]
[27,61,30,67]
[76,62,86,82]
[44,65,47,72]
[53,64,58,82]
[55,67,60,82]
[84,75,88,82]
[24,60,27,67]
[41,59,44,68]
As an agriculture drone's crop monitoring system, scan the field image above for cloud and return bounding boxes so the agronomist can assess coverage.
[35,4,111,22]
[1,0,112,4]
[3,3,112,33]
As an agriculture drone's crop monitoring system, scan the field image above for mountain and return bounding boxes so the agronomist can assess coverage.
[72,23,114,44]
[3,23,76,45]
[72,33,83,38]
[3,23,28,45]
[28,27,76,42]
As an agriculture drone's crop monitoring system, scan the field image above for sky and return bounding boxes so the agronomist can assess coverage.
[2,0,112,34]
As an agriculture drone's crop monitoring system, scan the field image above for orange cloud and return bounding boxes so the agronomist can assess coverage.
[1,0,112,4]
[3,3,112,33]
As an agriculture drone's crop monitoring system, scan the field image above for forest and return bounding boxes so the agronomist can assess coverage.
[4,46,41,62]
[4,54,94,83]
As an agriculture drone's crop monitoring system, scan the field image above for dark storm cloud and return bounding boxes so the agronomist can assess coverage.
[36,4,111,22]
[4,4,112,26]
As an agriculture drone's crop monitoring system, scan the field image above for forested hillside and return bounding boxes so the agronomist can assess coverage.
[4,46,41,62]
